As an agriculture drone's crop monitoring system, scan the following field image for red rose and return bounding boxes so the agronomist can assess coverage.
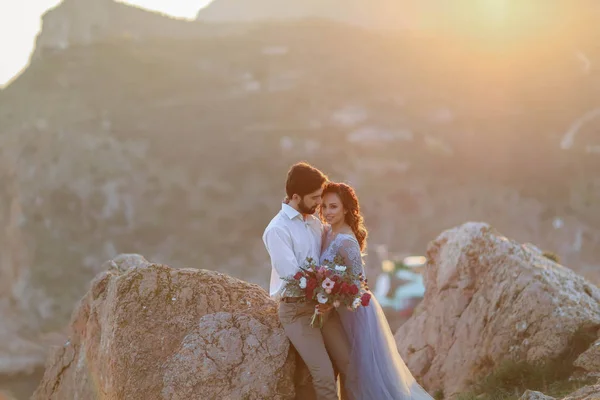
[349,284,359,295]
[360,292,371,307]
[306,288,314,300]
[339,283,349,295]
[332,282,341,295]
[331,275,340,282]
[293,272,303,280]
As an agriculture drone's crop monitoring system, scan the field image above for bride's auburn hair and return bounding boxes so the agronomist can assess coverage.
[320,182,368,252]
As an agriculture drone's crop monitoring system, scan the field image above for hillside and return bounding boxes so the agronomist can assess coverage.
[1,6,600,396]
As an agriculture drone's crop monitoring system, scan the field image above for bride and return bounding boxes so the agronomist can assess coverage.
[319,182,433,400]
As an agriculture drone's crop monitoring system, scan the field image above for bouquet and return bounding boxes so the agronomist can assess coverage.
[281,256,372,328]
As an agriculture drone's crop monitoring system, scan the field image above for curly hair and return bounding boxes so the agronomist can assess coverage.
[320,182,368,252]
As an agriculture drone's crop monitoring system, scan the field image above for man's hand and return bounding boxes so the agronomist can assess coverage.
[316,303,333,313]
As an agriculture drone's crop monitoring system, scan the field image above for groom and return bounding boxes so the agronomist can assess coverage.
[263,162,354,400]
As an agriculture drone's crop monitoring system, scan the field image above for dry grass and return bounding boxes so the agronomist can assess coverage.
[455,326,598,400]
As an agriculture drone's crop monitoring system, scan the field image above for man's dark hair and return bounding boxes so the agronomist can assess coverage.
[285,162,328,199]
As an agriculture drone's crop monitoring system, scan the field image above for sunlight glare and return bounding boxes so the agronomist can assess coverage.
[434,0,574,48]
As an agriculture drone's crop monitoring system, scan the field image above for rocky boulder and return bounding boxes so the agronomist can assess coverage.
[32,261,300,399]
[574,335,600,376]
[395,222,600,397]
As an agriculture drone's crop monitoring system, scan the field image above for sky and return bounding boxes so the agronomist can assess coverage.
[0,0,213,87]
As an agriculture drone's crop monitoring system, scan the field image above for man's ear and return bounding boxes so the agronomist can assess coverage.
[291,194,300,202]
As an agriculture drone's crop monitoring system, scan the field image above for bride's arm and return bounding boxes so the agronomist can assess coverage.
[337,238,364,285]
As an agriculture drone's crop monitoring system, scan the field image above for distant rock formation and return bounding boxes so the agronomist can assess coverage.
[0,158,63,376]
[395,222,600,397]
[34,0,434,58]
[33,0,210,59]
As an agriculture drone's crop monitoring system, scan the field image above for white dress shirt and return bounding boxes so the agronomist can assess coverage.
[263,203,323,297]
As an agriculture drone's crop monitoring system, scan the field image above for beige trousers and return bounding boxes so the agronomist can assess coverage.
[279,301,355,400]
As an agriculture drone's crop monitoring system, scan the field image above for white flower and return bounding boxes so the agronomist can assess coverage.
[322,277,335,290]
[299,277,307,289]
[352,298,361,309]
[317,293,329,304]
[334,265,347,272]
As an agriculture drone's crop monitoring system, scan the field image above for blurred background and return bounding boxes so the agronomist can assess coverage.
[1,0,600,398]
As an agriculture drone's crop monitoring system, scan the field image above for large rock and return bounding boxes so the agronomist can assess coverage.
[562,383,600,400]
[395,222,600,397]
[32,262,298,400]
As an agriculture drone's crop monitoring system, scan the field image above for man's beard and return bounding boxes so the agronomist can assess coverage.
[298,199,318,215]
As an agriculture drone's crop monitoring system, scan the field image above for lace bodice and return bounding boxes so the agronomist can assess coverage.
[320,233,364,276]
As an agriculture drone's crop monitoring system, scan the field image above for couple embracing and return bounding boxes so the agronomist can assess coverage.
[263,162,433,400]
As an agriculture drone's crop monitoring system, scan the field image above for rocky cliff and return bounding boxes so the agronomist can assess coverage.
[33,0,238,59]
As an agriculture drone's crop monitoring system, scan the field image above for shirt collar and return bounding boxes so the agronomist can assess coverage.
[282,203,302,220]
[281,203,321,226]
